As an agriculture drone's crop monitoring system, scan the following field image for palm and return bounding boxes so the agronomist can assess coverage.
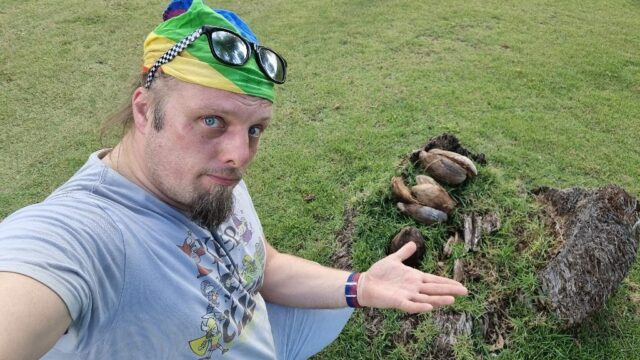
[358,242,468,313]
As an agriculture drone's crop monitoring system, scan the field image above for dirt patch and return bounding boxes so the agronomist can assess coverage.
[533,185,639,328]
[391,313,422,346]
[480,299,511,353]
[362,308,385,339]
[331,205,357,270]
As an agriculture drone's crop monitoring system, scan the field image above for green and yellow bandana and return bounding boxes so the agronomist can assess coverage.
[143,0,275,102]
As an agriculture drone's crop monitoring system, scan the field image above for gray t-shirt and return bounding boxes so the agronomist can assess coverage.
[0,151,276,359]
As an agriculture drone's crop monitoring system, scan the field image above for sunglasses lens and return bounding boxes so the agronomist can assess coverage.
[210,31,249,65]
[258,48,286,83]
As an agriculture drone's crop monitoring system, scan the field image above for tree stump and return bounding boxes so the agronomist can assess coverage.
[533,185,639,327]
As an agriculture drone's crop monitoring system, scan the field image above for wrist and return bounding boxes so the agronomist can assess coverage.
[357,271,367,307]
[345,272,363,308]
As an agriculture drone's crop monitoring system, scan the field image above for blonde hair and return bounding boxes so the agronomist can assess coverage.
[100,73,174,145]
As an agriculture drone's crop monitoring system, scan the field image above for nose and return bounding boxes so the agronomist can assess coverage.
[219,128,255,169]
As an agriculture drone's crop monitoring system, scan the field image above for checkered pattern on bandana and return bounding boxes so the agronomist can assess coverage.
[144,27,205,89]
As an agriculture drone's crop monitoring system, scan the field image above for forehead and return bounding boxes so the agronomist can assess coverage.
[165,79,273,119]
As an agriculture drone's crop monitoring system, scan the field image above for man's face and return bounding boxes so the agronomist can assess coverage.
[138,79,272,226]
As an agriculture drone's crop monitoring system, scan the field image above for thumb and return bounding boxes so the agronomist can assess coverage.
[393,241,417,261]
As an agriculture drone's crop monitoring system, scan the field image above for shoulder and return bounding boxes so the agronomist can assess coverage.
[3,194,121,240]
[0,195,127,327]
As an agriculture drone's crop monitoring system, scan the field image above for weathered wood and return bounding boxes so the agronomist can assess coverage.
[443,232,460,258]
[462,212,501,252]
[453,259,464,282]
[431,311,473,359]
[463,214,473,252]
[534,185,639,327]
[472,215,482,251]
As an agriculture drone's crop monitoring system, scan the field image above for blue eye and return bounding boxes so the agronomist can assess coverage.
[248,126,263,138]
[203,116,223,128]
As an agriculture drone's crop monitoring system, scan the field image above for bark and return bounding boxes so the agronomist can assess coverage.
[431,311,473,359]
[533,185,639,327]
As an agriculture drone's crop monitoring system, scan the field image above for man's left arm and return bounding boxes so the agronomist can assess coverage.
[260,241,468,313]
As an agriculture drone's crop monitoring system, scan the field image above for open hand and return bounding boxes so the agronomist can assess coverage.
[358,242,468,313]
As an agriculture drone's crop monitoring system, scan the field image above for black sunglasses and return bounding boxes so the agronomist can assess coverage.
[145,25,287,89]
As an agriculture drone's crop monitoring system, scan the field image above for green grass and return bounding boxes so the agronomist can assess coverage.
[1,0,639,359]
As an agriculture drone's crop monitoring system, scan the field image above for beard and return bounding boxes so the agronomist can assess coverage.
[188,184,235,230]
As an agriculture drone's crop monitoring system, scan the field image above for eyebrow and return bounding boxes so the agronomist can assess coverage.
[199,105,272,125]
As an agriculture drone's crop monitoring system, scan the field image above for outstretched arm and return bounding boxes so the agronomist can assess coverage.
[0,272,71,360]
[260,241,467,312]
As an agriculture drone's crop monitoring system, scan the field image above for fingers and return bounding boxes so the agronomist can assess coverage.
[409,293,456,307]
[400,299,434,314]
[422,272,466,286]
[397,264,469,296]
[398,295,455,313]
[401,267,467,294]
[392,241,417,261]
[420,283,468,296]
[399,292,459,313]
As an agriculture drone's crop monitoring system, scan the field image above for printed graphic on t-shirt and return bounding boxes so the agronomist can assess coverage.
[177,211,265,359]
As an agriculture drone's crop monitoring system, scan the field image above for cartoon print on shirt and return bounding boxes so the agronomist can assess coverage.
[178,231,217,278]
[232,214,253,245]
[188,281,229,358]
[219,212,252,251]
[180,210,262,358]
[217,270,257,344]
[240,242,265,295]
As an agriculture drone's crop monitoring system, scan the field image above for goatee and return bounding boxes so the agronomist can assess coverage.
[189,185,235,230]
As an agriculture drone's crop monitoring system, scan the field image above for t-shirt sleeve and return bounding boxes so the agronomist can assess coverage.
[0,196,125,346]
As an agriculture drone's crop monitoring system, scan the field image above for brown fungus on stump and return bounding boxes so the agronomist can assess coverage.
[533,185,639,328]
[388,226,426,268]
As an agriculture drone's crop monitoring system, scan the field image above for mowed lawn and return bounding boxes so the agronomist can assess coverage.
[1,0,639,359]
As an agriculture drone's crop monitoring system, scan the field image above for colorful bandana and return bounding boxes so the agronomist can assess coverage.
[143,0,275,102]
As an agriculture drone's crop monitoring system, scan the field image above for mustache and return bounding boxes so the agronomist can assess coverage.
[202,167,244,179]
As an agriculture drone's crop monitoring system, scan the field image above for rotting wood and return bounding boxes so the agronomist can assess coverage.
[534,185,639,328]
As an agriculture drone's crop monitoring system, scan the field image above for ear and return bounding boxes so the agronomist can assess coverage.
[131,87,151,135]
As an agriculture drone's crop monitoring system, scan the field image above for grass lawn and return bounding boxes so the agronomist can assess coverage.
[1,0,639,358]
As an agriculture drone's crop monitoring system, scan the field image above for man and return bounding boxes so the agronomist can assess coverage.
[0,0,468,359]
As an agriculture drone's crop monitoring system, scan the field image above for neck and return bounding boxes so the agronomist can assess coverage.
[103,134,137,183]
[103,133,175,205]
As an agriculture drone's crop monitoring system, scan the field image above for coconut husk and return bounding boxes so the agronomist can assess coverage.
[397,202,448,225]
[388,226,426,268]
[418,151,467,185]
